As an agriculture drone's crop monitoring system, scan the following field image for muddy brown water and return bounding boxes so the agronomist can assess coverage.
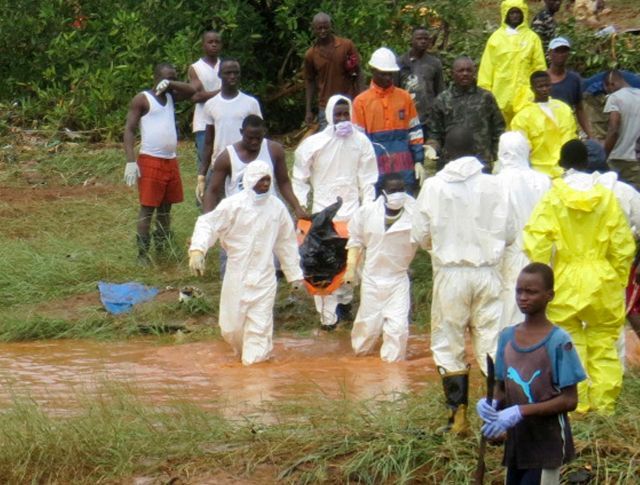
[1,330,639,415]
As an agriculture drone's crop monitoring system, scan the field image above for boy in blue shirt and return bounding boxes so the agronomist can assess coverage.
[477,263,586,484]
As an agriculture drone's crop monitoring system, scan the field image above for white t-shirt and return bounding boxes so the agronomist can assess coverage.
[604,87,640,161]
[191,58,221,132]
[202,91,262,166]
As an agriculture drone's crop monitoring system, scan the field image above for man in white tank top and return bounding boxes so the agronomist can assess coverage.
[196,60,262,202]
[202,115,308,220]
[189,31,222,175]
[123,63,195,263]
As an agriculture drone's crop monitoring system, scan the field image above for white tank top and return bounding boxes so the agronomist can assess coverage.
[139,92,177,159]
[191,58,221,132]
[225,139,274,196]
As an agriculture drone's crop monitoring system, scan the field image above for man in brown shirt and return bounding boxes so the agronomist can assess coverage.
[304,12,363,129]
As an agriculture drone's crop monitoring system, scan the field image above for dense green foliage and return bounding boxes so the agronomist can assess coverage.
[1,0,476,139]
[1,0,638,140]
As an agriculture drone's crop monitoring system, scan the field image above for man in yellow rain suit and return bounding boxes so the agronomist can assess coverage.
[478,0,546,126]
[511,71,577,177]
[524,140,635,414]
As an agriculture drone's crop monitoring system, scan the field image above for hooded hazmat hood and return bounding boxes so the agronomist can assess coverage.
[323,94,353,130]
[497,131,532,171]
[500,0,529,29]
[242,159,273,192]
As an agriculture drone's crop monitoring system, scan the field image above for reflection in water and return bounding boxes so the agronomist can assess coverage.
[1,329,638,414]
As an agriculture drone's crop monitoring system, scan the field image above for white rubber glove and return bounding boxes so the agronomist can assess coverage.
[414,162,426,187]
[124,161,140,187]
[343,247,361,285]
[189,250,205,277]
[155,79,171,95]
[424,144,439,161]
[195,175,206,203]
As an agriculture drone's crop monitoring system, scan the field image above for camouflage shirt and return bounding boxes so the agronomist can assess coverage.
[428,84,505,165]
[531,8,557,49]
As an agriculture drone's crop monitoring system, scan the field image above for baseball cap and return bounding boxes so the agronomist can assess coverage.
[549,37,571,50]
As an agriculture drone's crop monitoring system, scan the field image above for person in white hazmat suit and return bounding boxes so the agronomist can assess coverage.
[495,131,551,329]
[345,173,418,362]
[412,127,515,434]
[188,160,304,365]
[293,94,379,330]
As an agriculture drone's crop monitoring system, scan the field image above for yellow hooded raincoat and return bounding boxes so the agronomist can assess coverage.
[511,99,578,177]
[524,176,635,413]
[478,0,546,126]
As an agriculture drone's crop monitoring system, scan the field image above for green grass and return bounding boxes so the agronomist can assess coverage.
[0,375,638,484]
[0,138,433,341]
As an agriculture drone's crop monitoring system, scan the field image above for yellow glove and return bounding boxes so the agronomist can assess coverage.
[195,175,206,204]
[189,250,205,277]
[414,163,426,187]
[343,247,361,285]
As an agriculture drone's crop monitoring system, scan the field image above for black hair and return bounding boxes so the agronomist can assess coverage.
[530,70,550,85]
[604,69,624,84]
[559,139,588,171]
[202,30,220,39]
[242,114,265,130]
[312,12,331,24]
[381,172,405,189]
[520,262,554,290]
[412,26,430,34]
[444,126,475,159]
[452,56,475,68]
[153,62,174,78]
[220,58,239,70]
[334,98,350,106]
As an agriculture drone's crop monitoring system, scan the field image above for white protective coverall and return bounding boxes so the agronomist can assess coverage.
[348,196,418,362]
[293,94,379,326]
[495,132,551,328]
[412,156,515,374]
[189,161,303,365]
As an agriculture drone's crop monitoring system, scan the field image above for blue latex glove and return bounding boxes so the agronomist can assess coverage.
[481,405,523,439]
[476,398,498,423]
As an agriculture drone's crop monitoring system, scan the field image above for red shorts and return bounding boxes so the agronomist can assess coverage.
[137,154,184,207]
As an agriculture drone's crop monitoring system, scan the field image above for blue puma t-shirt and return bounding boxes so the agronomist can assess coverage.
[495,324,586,469]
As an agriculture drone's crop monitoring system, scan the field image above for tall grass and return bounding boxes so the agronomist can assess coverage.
[1,376,638,484]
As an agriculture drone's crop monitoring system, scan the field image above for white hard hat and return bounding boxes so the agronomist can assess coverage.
[368,47,399,72]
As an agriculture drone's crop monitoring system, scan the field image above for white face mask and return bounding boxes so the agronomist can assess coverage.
[251,190,270,204]
[335,121,353,137]
[383,191,406,210]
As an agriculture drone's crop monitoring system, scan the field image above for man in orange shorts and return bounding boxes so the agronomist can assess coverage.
[124,63,195,263]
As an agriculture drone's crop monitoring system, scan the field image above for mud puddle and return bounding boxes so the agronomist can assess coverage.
[0,331,439,415]
[1,329,638,415]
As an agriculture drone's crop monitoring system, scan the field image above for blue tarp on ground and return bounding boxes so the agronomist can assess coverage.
[98,281,159,314]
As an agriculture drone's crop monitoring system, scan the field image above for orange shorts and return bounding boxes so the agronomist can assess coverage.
[137,154,184,207]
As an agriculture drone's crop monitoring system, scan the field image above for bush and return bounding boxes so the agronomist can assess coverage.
[2,0,478,140]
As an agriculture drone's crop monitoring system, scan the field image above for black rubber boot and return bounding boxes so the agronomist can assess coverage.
[136,234,151,265]
[439,369,470,435]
